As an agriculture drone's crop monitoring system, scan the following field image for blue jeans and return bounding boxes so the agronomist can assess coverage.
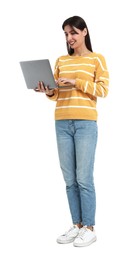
[55,120,98,226]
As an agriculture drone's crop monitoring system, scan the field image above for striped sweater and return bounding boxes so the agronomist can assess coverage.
[48,52,109,120]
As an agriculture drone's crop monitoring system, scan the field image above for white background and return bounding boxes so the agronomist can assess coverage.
[0,0,131,259]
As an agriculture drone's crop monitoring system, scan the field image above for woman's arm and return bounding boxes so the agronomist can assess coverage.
[58,54,109,98]
[75,54,109,98]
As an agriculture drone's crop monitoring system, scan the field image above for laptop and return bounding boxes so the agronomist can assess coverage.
[20,59,61,89]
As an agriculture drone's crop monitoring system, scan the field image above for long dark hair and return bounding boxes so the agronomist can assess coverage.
[62,16,93,55]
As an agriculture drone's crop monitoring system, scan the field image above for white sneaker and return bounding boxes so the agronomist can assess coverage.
[57,225,80,244]
[73,226,97,247]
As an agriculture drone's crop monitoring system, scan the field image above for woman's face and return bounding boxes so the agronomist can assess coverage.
[64,25,87,50]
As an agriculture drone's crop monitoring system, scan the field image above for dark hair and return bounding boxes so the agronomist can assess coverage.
[62,16,93,55]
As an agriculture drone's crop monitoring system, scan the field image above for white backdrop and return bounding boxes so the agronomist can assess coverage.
[0,0,131,259]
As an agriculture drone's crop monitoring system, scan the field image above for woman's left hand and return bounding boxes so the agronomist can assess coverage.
[58,78,76,85]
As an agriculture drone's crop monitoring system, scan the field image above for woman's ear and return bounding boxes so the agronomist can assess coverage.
[83,28,88,36]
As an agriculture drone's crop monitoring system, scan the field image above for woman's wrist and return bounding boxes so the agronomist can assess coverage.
[46,92,54,97]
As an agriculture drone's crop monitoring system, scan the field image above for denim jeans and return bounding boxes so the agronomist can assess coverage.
[55,120,98,226]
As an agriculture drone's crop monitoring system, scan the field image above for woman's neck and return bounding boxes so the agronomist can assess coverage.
[73,48,91,56]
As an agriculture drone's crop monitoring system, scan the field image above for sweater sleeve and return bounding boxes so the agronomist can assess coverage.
[46,58,59,101]
[75,54,109,98]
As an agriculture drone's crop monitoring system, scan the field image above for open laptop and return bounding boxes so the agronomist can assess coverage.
[20,59,62,89]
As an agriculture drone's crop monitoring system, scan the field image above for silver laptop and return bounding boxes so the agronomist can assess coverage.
[20,59,59,89]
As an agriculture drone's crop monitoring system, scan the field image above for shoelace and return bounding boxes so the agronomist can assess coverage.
[64,225,77,236]
[77,227,88,239]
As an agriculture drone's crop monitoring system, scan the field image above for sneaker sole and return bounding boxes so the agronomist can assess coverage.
[57,237,76,244]
[73,236,97,247]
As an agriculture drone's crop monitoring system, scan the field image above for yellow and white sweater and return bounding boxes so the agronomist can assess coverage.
[48,52,109,120]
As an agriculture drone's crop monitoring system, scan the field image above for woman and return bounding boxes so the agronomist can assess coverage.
[35,15,109,247]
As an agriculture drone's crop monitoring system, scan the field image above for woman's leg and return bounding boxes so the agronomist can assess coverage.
[55,120,82,224]
[74,120,98,227]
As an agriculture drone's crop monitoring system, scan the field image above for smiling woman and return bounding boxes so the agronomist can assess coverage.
[34,15,109,247]
[62,16,93,56]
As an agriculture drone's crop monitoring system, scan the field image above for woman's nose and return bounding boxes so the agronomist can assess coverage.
[67,34,72,41]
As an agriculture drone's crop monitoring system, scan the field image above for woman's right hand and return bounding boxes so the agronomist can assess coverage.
[34,81,54,96]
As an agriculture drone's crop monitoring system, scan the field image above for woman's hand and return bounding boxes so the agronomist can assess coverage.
[34,81,54,96]
[58,78,76,85]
